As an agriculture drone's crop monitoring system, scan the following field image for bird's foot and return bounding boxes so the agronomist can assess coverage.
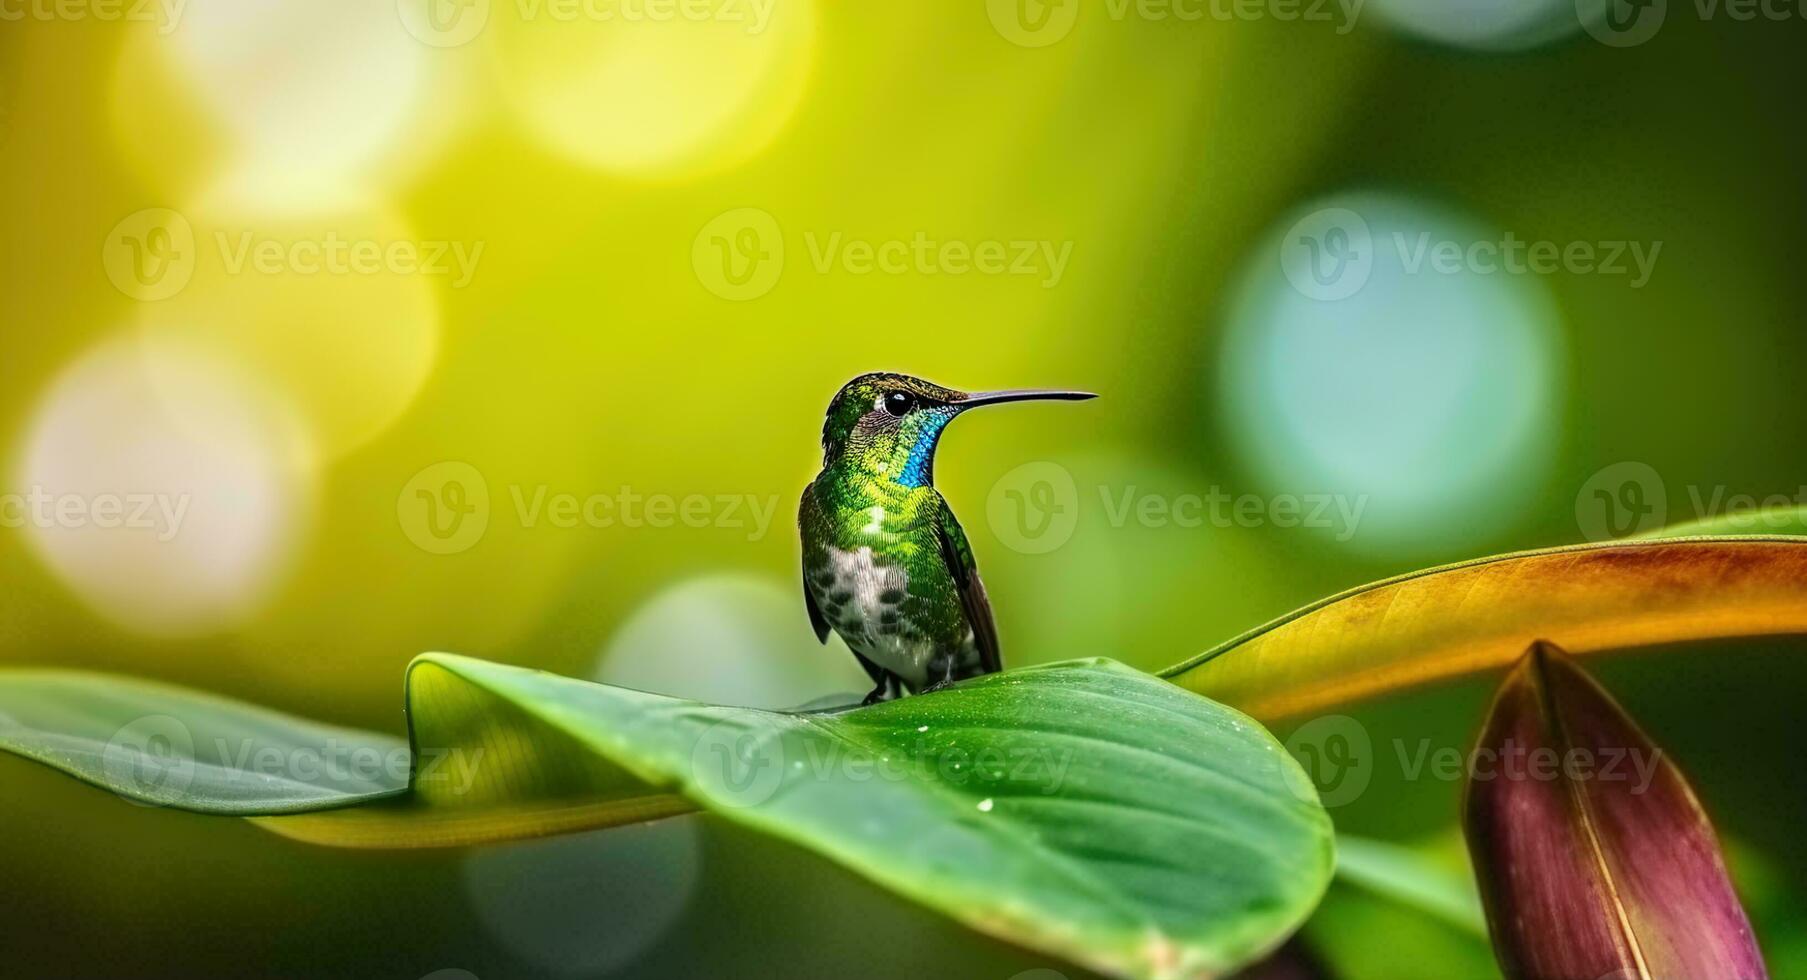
[919,659,963,695]
[921,670,963,695]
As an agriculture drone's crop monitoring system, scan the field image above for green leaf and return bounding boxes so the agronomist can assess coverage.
[0,669,408,813]
[1161,538,1807,721]
[1332,834,1485,937]
[1306,834,1498,980]
[1,656,1333,980]
[1638,505,1807,538]
[1303,885,1501,980]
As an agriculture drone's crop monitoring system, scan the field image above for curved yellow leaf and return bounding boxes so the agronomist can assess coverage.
[252,794,695,848]
[1161,537,1807,721]
[257,656,695,848]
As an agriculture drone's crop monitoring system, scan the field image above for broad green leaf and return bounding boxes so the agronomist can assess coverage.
[1638,505,1807,538]
[403,654,1333,980]
[1332,835,1485,937]
[1161,538,1807,721]
[1305,834,1495,980]
[2,655,1334,980]
[0,669,408,813]
[1303,884,1500,980]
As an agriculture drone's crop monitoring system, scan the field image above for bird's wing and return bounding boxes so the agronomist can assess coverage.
[934,495,1001,674]
[803,570,831,645]
[799,485,831,644]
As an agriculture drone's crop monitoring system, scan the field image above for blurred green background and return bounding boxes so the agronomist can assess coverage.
[2,1,1804,977]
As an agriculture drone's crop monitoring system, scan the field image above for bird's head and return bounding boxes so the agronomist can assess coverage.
[818,372,1095,487]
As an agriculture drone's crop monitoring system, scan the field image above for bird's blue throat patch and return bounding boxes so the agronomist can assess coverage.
[895,411,954,488]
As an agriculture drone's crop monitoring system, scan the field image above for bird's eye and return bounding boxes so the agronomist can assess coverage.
[882,392,914,418]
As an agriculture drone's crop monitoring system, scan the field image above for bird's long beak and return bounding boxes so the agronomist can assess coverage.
[956,388,1097,409]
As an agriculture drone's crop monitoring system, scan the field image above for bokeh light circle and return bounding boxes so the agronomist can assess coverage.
[491,0,816,176]
[991,451,1288,672]
[133,187,441,461]
[1365,0,1583,51]
[161,0,428,202]
[597,573,868,708]
[11,335,313,637]
[1220,191,1564,558]
[109,8,480,209]
[461,820,701,978]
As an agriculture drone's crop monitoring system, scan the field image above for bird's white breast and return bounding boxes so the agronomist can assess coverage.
[824,545,931,687]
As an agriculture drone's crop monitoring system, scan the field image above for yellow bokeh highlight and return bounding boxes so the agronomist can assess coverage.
[107,26,227,205]
[10,334,314,638]
[596,573,869,707]
[109,8,481,211]
[134,188,443,461]
[491,0,816,176]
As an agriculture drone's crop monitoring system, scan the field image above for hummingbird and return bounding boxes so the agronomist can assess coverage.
[798,373,1096,704]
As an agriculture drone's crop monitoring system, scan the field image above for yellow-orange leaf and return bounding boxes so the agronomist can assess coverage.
[256,656,695,848]
[1161,538,1807,721]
